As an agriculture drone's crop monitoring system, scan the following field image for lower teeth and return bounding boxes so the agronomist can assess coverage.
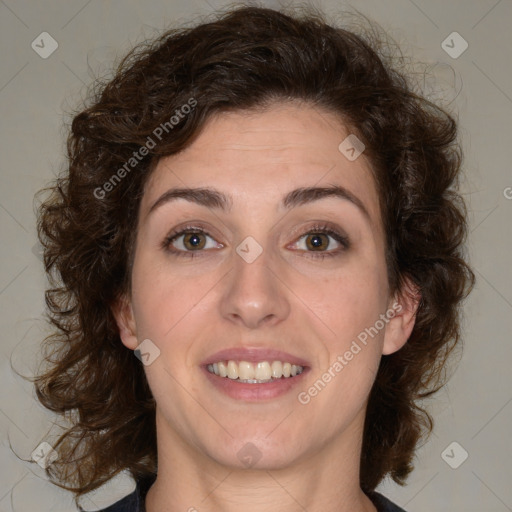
[238,378,273,384]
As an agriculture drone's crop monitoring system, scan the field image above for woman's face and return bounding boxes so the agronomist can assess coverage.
[116,102,414,471]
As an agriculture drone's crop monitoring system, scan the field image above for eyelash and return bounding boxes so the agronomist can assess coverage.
[162,223,350,260]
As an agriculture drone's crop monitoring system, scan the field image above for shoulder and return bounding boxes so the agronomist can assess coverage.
[93,475,154,512]
[94,489,139,512]
[367,491,408,512]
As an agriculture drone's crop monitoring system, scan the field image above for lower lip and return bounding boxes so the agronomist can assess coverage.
[202,366,308,401]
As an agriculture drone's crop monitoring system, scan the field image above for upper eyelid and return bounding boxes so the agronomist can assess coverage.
[166,227,219,245]
[165,223,217,241]
[167,223,345,238]
[286,221,349,244]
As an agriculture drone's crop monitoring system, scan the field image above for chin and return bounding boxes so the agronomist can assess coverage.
[203,432,306,471]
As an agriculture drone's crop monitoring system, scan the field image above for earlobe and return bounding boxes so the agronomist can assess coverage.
[382,278,421,356]
[111,295,138,350]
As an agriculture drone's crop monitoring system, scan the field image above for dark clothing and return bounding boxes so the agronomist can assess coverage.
[95,476,407,512]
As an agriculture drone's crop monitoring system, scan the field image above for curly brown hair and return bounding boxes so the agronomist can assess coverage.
[31,4,474,505]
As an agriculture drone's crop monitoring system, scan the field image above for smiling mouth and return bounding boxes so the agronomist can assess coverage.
[207,360,305,383]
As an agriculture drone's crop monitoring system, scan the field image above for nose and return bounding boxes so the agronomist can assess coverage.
[219,246,290,330]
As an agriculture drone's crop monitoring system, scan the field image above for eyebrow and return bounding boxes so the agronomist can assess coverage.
[147,185,370,220]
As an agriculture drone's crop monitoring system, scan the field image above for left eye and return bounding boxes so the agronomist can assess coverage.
[293,232,342,252]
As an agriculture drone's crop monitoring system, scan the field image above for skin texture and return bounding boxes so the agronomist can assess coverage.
[114,102,418,512]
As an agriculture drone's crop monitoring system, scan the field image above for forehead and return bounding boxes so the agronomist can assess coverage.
[141,102,381,226]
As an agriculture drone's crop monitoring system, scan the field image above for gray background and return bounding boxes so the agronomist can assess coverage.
[0,0,511,511]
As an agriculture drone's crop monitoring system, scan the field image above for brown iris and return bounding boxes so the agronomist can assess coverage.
[305,233,329,251]
[183,232,206,250]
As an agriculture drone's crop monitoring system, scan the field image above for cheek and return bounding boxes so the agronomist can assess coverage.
[321,262,388,399]
[291,254,389,349]
[129,250,214,344]
[297,268,386,422]
[293,255,388,413]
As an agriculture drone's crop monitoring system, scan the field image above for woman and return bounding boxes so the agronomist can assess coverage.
[33,5,474,512]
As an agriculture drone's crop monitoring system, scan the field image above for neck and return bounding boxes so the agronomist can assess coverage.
[145,410,377,512]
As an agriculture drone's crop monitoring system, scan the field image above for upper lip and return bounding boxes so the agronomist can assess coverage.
[202,347,310,367]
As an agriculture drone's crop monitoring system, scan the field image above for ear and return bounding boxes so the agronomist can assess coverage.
[111,294,138,350]
[382,277,421,356]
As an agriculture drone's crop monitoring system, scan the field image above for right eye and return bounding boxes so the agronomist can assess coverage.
[163,227,223,258]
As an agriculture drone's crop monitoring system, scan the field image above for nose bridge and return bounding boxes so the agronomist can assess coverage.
[219,239,290,329]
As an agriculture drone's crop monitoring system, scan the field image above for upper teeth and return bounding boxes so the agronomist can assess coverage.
[207,360,304,381]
